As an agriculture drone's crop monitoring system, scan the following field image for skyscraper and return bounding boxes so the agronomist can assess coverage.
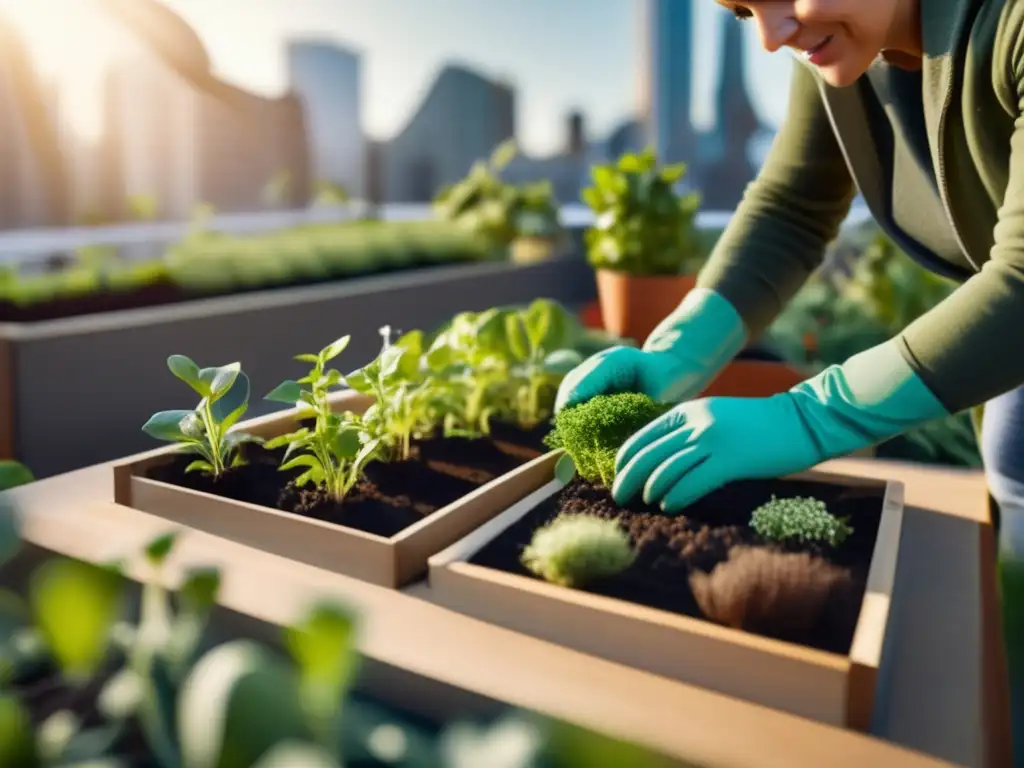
[287,40,364,200]
[639,0,695,165]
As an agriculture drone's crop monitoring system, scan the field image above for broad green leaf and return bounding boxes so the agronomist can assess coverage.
[177,641,310,768]
[0,461,33,492]
[265,380,304,405]
[321,335,351,362]
[425,343,455,372]
[324,368,344,388]
[210,371,250,424]
[284,602,359,712]
[30,559,125,683]
[198,363,241,401]
[141,410,194,442]
[334,428,362,459]
[343,368,374,394]
[554,453,577,486]
[279,454,321,473]
[378,345,406,380]
[167,355,201,390]
[180,411,205,440]
[525,299,570,352]
[145,531,179,566]
[504,314,530,362]
[0,694,38,766]
[184,460,215,475]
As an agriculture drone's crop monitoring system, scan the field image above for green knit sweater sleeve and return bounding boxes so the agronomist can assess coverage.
[895,19,1024,413]
[696,61,857,339]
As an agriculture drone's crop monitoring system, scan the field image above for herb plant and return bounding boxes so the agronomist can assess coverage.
[345,326,437,462]
[749,495,854,548]
[545,393,670,488]
[265,336,382,502]
[142,355,260,479]
[522,513,636,588]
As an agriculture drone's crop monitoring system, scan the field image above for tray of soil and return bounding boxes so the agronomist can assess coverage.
[428,393,905,731]
[113,368,554,589]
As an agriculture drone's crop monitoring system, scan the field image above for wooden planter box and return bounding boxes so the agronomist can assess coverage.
[1,255,595,478]
[429,452,905,730]
[113,390,556,588]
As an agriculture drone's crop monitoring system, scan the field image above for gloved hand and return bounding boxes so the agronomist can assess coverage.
[554,288,748,413]
[611,339,950,513]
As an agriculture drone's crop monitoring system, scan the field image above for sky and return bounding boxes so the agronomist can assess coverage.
[0,0,794,155]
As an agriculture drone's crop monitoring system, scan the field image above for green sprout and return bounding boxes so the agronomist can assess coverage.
[522,513,636,588]
[264,336,382,502]
[142,356,261,479]
[344,326,436,462]
[544,393,669,488]
[749,495,854,548]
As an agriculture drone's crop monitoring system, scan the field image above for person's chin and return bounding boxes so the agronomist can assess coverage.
[816,64,864,88]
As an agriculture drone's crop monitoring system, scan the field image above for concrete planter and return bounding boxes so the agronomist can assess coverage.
[429,452,905,731]
[0,256,594,478]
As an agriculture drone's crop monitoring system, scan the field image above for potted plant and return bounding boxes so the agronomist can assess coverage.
[581,147,704,343]
[113,301,600,588]
[429,392,905,730]
[433,140,567,264]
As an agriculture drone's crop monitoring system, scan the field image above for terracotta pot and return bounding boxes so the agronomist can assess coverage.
[595,269,697,344]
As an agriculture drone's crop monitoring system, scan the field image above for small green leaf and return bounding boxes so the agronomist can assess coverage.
[141,411,194,442]
[321,335,351,362]
[265,380,304,405]
[294,353,319,363]
[334,428,362,459]
[343,368,374,394]
[199,363,241,401]
[184,460,215,475]
[178,566,221,613]
[554,453,577,486]
[279,454,321,473]
[145,532,179,566]
[0,461,33,492]
[30,559,124,683]
[167,355,200,390]
[210,371,250,423]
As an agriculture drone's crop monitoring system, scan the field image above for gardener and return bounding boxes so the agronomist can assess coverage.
[556,0,1024,558]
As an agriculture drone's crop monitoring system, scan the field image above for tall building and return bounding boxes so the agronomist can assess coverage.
[0,14,69,228]
[287,40,364,200]
[639,0,696,165]
[379,64,517,202]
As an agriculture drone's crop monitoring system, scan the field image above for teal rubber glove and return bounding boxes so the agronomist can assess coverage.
[612,339,950,514]
[554,288,748,413]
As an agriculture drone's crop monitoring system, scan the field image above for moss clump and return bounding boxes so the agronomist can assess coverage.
[544,392,669,486]
[749,495,853,549]
[521,513,636,588]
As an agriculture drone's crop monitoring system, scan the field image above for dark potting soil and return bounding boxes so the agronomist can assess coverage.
[146,426,548,539]
[468,476,886,655]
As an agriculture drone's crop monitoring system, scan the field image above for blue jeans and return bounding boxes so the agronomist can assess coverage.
[982,386,1024,560]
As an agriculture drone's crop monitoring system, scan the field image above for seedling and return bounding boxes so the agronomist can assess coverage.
[545,393,670,488]
[345,326,436,462]
[504,300,584,430]
[264,335,382,502]
[522,513,636,588]
[749,495,854,549]
[142,355,260,479]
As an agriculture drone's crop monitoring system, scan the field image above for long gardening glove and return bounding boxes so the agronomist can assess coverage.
[612,339,950,514]
[555,288,748,412]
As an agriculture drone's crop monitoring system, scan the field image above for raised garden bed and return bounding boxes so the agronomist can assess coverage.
[113,302,604,587]
[429,394,905,730]
[1,256,597,478]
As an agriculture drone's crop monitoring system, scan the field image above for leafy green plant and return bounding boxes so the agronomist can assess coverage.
[521,513,636,588]
[433,139,564,253]
[749,495,853,548]
[0,461,34,492]
[545,393,669,488]
[345,326,437,462]
[142,356,260,479]
[264,336,382,501]
[581,147,703,276]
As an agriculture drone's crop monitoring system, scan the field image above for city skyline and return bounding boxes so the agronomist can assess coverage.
[1,0,795,156]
